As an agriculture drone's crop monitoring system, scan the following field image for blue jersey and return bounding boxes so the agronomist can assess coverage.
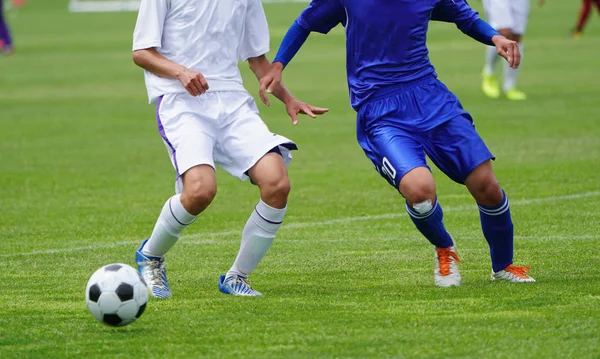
[296,0,483,110]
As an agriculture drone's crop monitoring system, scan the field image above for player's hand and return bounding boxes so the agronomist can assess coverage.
[259,62,284,106]
[492,35,521,69]
[285,99,329,126]
[176,68,209,97]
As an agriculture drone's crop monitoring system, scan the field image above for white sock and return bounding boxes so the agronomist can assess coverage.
[503,43,523,91]
[142,194,197,257]
[483,46,499,75]
[226,200,286,278]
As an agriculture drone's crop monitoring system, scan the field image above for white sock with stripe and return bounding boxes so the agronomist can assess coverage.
[226,200,286,279]
[142,194,197,257]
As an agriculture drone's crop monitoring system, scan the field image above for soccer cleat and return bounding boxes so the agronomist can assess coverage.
[135,240,172,298]
[434,246,461,287]
[504,88,527,101]
[481,72,501,99]
[218,274,262,296]
[571,29,582,39]
[491,264,535,283]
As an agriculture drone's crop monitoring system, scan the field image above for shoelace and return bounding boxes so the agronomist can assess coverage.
[436,247,460,276]
[504,265,531,278]
[230,276,255,293]
[142,260,167,287]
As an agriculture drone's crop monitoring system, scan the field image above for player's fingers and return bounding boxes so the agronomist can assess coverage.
[187,81,202,96]
[259,87,271,107]
[289,111,299,125]
[511,43,521,69]
[185,86,198,97]
[301,105,316,118]
[192,77,207,94]
[310,106,329,115]
[267,81,278,94]
[197,75,209,91]
[498,46,510,65]
[267,76,280,94]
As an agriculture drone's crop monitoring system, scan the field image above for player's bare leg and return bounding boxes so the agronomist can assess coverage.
[400,167,461,287]
[219,151,291,296]
[137,165,216,298]
[465,161,534,283]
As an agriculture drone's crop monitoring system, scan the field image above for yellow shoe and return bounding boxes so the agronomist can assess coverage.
[505,88,527,101]
[572,30,582,39]
[481,72,500,99]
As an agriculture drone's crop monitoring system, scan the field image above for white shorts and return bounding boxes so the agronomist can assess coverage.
[482,0,530,35]
[156,91,297,192]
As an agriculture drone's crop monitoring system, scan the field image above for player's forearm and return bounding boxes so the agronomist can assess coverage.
[249,56,294,104]
[132,48,187,79]
[463,18,499,46]
[272,21,311,68]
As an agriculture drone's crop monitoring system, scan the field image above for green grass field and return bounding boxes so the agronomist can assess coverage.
[1,1,600,358]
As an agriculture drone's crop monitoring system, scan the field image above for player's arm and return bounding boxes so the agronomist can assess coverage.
[131,0,208,96]
[132,49,209,96]
[248,55,328,125]
[258,0,346,101]
[431,0,521,69]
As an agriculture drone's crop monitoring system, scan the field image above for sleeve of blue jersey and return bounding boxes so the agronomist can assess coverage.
[273,21,311,68]
[464,18,500,46]
[430,0,499,46]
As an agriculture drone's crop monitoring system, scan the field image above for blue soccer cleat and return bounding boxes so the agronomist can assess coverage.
[218,274,262,297]
[135,240,172,299]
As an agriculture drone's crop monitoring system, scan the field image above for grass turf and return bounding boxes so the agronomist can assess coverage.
[1,1,599,358]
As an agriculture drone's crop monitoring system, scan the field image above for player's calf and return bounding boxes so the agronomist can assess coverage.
[220,151,290,296]
[249,151,291,208]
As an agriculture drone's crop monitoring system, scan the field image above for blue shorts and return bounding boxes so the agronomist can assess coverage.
[356,76,494,187]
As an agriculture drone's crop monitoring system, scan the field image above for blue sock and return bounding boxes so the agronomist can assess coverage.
[479,190,513,272]
[406,200,454,248]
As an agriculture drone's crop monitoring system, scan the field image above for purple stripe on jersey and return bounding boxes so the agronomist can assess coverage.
[254,207,283,225]
[156,96,180,178]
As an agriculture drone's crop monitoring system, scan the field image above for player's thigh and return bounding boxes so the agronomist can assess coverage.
[157,93,219,192]
[357,121,428,191]
[422,114,495,185]
[484,0,514,30]
[214,92,297,181]
[510,0,531,35]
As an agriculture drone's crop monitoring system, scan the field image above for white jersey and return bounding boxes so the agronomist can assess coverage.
[133,0,270,103]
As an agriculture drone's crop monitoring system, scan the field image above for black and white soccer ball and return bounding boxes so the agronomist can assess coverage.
[85,263,148,327]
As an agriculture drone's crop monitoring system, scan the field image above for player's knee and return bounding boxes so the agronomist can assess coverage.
[183,184,217,209]
[261,175,291,200]
[402,183,436,205]
[399,167,436,204]
[470,176,502,205]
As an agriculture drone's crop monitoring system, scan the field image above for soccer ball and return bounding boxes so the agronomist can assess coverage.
[85,263,148,327]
